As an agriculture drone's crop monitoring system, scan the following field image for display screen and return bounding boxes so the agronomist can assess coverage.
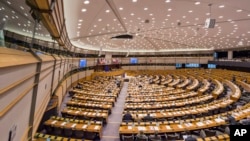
[208,64,216,69]
[79,59,87,68]
[130,58,138,64]
[176,63,182,68]
[185,63,200,68]
[214,52,218,59]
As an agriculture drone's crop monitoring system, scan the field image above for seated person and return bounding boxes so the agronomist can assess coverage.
[226,114,238,125]
[143,113,154,121]
[136,130,148,141]
[123,111,133,121]
[239,116,250,125]
[148,131,161,141]
[184,131,197,141]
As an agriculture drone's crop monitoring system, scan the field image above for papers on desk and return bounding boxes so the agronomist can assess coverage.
[97,113,100,116]
[75,111,80,114]
[94,126,99,130]
[215,118,224,123]
[128,126,132,130]
[51,120,57,124]
[205,120,212,124]
[185,123,193,127]
[178,125,183,128]
[102,113,106,116]
[82,125,87,129]
[154,126,159,130]
[137,126,146,131]
[61,122,67,126]
[83,112,87,115]
[71,123,76,128]
[166,125,171,129]
[196,122,204,127]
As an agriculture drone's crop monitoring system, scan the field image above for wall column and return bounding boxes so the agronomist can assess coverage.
[228,51,233,60]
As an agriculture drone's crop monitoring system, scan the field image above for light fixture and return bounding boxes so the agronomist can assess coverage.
[204,4,216,28]
[84,0,90,4]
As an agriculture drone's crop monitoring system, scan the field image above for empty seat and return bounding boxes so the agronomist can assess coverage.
[63,127,73,137]
[83,131,97,140]
[204,129,216,137]
[74,129,84,139]
[53,126,63,136]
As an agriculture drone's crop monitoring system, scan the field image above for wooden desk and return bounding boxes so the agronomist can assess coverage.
[212,79,224,99]
[44,119,103,138]
[61,108,108,123]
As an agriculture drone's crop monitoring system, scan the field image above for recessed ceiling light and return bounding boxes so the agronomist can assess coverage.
[132,0,137,2]
[79,19,83,22]
[7,1,11,4]
[20,6,24,10]
[84,0,90,4]
[119,7,123,10]
[218,16,223,19]
[195,2,200,5]
[219,5,224,8]
[81,8,87,12]
[130,13,135,16]
[188,10,193,13]
[144,7,148,10]
[106,10,110,13]
[168,8,172,11]
[236,9,242,12]
[165,0,171,3]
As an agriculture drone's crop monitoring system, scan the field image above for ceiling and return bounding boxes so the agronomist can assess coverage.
[1,0,250,53]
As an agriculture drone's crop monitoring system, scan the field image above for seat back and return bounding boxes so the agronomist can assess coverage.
[122,134,134,141]
[74,129,84,139]
[63,127,73,137]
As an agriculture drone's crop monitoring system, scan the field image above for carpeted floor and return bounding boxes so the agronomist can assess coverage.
[101,82,129,141]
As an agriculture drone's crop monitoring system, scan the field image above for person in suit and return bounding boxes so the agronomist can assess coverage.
[136,130,148,141]
[143,113,154,121]
[123,111,133,121]
[226,114,238,125]
[148,131,161,141]
[184,131,197,141]
[240,116,250,125]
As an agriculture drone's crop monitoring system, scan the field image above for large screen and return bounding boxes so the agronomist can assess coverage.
[130,58,138,64]
[79,59,87,68]
[176,63,182,68]
[185,63,200,68]
[208,64,216,69]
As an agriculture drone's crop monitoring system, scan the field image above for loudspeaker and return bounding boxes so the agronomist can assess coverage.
[204,18,216,28]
